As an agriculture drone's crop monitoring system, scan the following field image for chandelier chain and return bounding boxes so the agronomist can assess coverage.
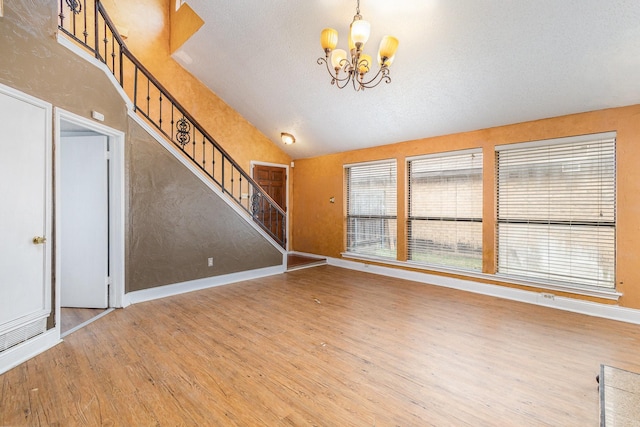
[356,0,360,16]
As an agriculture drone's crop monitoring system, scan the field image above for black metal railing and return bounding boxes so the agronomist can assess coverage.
[58,0,286,248]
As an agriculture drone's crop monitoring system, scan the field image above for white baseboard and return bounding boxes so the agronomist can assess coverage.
[123,265,285,306]
[327,257,640,325]
[0,330,61,376]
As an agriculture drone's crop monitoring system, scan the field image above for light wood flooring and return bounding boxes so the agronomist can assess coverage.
[2,265,640,425]
[286,253,326,271]
[60,307,109,335]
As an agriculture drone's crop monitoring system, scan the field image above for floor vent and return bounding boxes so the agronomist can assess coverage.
[0,318,47,353]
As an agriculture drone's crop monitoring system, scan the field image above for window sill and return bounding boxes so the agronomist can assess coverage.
[340,252,622,301]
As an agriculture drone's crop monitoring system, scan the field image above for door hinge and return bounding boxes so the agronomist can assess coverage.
[105,150,111,160]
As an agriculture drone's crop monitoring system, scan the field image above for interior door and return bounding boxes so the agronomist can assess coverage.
[0,88,51,333]
[253,165,286,241]
[60,135,109,308]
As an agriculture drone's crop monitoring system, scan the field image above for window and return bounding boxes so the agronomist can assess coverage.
[345,160,397,259]
[407,150,483,270]
[496,133,616,289]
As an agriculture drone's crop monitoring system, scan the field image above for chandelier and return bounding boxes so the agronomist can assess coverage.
[317,0,399,91]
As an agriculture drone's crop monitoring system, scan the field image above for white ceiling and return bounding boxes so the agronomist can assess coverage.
[176,0,640,160]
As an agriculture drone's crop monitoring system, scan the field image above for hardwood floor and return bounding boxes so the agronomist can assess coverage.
[2,265,640,425]
[286,253,326,270]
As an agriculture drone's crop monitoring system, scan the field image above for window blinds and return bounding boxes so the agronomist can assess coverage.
[346,160,397,259]
[496,133,616,289]
[408,150,483,270]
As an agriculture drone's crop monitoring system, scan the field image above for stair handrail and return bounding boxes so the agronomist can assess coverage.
[58,0,286,248]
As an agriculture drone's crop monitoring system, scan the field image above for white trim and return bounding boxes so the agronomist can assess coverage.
[55,109,127,320]
[57,34,133,111]
[341,252,621,300]
[343,158,397,169]
[129,110,286,255]
[0,330,61,375]
[251,160,290,251]
[495,131,616,151]
[327,256,640,325]
[406,147,482,162]
[123,265,285,306]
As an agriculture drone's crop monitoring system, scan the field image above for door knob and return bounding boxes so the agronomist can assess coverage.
[32,236,46,244]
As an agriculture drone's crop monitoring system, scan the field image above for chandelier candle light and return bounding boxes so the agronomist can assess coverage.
[317,0,399,91]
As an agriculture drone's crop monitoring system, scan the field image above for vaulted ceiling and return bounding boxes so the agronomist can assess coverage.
[175,0,640,159]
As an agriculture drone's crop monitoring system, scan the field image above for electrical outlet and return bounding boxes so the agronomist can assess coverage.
[541,292,554,300]
[207,257,214,267]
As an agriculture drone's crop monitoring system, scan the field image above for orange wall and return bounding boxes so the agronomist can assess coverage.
[292,105,640,309]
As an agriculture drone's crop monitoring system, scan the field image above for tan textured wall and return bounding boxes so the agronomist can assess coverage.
[126,117,282,292]
[292,105,640,309]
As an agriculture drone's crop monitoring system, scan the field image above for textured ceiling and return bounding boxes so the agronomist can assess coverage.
[176,0,640,160]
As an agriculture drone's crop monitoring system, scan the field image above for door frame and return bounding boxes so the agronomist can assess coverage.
[251,161,290,251]
[54,109,125,334]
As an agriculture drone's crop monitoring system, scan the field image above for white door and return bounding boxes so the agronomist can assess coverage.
[0,88,51,333]
[60,135,109,308]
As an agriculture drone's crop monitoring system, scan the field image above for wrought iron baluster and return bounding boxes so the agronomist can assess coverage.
[211,144,217,185]
[103,21,108,63]
[230,168,235,198]
[221,156,225,195]
[170,104,175,129]
[146,78,150,115]
[192,125,196,158]
[119,44,123,86]
[59,0,65,28]
[202,134,206,170]
[176,116,190,149]
[158,92,163,131]
[133,65,138,112]
[82,0,88,43]
[71,3,77,37]
[111,33,116,73]
[93,0,99,58]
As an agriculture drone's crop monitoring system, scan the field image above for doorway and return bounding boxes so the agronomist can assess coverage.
[56,110,125,337]
[252,162,288,247]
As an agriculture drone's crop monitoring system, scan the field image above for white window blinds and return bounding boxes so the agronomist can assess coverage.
[496,133,616,289]
[346,160,397,259]
[408,150,483,270]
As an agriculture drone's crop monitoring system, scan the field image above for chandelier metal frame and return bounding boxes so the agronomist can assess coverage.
[317,0,398,91]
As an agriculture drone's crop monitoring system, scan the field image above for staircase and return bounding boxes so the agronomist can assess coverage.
[57,0,286,248]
